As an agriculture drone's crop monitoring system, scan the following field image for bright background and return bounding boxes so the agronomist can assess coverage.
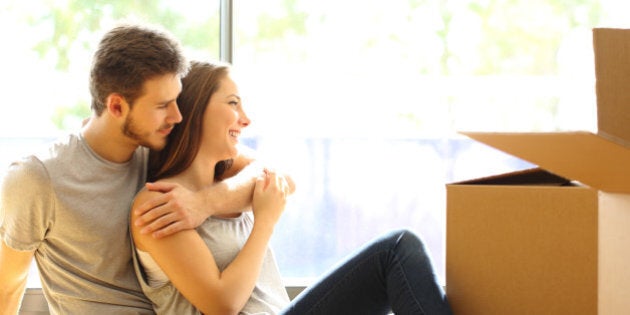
[1,0,629,288]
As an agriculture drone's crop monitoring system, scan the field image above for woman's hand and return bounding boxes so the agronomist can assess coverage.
[252,169,289,228]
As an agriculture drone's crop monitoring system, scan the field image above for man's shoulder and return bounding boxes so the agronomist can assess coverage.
[0,155,53,205]
[1,133,79,186]
[4,155,48,183]
[10,133,79,165]
[44,132,81,159]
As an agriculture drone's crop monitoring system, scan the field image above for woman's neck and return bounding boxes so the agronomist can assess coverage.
[173,156,219,191]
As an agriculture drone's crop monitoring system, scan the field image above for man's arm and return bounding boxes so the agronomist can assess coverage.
[133,147,261,238]
[133,146,295,239]
[134,167,259,238]
[0,240,34,314]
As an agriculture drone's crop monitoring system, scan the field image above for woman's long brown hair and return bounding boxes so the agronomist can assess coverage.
[148,60,232,182]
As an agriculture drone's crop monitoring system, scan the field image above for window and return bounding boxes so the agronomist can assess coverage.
[231,0,628,284]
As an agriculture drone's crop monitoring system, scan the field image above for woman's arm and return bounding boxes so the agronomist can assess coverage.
[131,170,289,315]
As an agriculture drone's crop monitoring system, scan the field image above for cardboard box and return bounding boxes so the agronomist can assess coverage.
[446,28,630,315]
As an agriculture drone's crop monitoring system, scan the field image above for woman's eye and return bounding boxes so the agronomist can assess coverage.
[229,101,239,107]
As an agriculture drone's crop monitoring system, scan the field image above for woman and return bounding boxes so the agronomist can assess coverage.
[130,60,453,315]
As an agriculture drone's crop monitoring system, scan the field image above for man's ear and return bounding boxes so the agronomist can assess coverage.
[105,93,129,118]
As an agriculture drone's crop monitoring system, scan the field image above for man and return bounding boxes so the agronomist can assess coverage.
[0,23,258,314]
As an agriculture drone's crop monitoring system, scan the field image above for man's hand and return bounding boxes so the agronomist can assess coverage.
[133,182,208,239]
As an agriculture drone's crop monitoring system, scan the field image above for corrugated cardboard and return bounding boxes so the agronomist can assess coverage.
[462,131,630,193]
[594,28,630,145]
[446,28,630,315]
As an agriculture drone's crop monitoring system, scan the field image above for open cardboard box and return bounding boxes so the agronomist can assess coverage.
[446,28,630,315]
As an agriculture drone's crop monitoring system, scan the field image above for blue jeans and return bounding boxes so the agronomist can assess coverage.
[280,229,453,315]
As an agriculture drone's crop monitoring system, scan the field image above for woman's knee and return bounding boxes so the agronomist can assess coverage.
[389,229,428,258]
[394,228,421,244]
[382,229,422,250]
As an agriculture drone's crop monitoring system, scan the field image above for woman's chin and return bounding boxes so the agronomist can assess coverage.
[220,150,237,161]
[229,147,239,158]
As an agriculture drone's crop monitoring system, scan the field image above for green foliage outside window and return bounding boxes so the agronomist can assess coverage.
[1,0,608,132]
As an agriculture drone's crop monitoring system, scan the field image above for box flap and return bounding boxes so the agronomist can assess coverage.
[593,28,630,145]
[461,131,630,193]
[453,167,572,186]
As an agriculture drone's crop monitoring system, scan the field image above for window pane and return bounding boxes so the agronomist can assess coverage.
[0,0,220,139]
[233,0,629,284]
[0,0,221,288]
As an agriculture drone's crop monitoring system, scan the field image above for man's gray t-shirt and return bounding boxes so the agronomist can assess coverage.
[0,133,154,314]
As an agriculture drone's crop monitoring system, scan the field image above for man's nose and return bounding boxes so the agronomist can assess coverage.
[170,102,183,123]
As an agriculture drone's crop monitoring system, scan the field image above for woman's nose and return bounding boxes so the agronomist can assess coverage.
[239,110,251,127]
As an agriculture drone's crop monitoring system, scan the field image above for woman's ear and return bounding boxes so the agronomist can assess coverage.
[105,93,129,118]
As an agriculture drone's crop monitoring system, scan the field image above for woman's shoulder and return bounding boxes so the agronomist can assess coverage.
[129,180,174,227]
[129,185,167,249]
[132,177,184,205]
[132,185,162,206]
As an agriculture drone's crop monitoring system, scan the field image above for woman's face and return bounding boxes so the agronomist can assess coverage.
[202,73,250,161]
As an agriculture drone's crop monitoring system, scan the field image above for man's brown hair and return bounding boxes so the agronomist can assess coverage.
[89,23,188,115]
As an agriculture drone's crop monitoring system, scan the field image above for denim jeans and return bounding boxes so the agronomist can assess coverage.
[280,229,453,315]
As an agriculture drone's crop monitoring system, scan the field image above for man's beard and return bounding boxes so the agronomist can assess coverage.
[123,115,167,151]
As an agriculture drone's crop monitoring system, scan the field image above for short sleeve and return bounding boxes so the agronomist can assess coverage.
[0,156,54,251]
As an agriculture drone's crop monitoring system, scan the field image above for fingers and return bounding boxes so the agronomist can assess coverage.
[261,168,292,195]
[268,171,289,202]
[133,194,178,232]
[253,170,287,204]
[134,182,178,216]
[138,209,175,235]
[136,206,190,238]
[150,221,184,239]
[284,175,296,194]
[251,170,287,228]
[277,175,290,196]
[269,172,289,197]
[255,176,266,193]
[267,169,278,191]
[134,182,203,238]
[145,181,178,193]
[134,193,169,221]
[258,168,275,191]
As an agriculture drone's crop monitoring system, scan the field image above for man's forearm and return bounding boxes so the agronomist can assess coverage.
[1,242,34,315]
[0,283,26,315]
[136,150,295,237]
[205,161,295,216]
[205,150,266,215]
[204,171,257,215]
[134,159,261,237]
